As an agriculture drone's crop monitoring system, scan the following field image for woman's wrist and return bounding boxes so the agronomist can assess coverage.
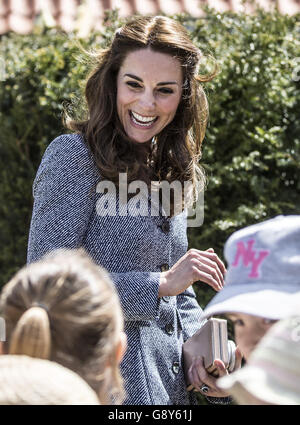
[159,272,170,297]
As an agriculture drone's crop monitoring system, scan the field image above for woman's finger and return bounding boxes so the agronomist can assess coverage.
[213,359,228,378]
[192,258,223,289]
[196,249,227,276]
[193,255,225,287]
[195,363,219,393]
[192,358,231,398]
[192,266,222,292]
[188,364,202,392]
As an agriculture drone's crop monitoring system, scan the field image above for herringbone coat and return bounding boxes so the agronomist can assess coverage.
[27,133,204,405]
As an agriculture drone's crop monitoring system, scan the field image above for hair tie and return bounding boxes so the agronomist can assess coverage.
[32,302,49,313]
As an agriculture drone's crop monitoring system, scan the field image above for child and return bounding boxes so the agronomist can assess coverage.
[218,307,300,405]
[0,355,100,405]
[188,215,300,393]
[0,248,127,404]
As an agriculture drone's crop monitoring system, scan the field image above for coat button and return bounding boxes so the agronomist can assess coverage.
[162,296,170,303]
[172,362,180,374]
[165,324,174,335]
[160,220,170,234]
[160,264,169,272]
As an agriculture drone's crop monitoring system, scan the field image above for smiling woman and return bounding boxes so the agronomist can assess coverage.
[64,15,218,208]
[116,49,183,144]
[27,16,227,405]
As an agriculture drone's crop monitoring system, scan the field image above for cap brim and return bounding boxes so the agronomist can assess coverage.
[218,366,300,405]
[201,284,300,320]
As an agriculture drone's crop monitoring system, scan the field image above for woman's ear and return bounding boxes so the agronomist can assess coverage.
[115,332,127,365]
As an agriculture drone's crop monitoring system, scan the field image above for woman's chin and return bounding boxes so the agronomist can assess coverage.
[127,132,154,144]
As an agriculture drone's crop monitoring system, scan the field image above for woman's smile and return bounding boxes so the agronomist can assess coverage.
[129,110,158,128]
[116,48,183,143]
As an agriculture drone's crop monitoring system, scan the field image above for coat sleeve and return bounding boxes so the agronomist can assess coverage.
[176,287,207,342]
[27,134,99,264]
[109,272,162,322]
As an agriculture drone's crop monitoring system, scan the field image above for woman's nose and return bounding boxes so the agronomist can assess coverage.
[138,90,156,111]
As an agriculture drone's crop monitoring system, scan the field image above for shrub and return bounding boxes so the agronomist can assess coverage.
[0,18,120,285]
[185,7,300,307]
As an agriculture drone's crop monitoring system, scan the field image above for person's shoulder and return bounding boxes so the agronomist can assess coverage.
[32,133,100,195]
[45,133,90,160]
[35,132,100,183]
[40,133,99,173]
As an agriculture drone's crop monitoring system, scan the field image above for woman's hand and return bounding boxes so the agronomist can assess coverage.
[159,248,226,297]
[187,346,243,398]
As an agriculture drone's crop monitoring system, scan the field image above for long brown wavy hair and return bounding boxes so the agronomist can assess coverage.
[0,249,125,405]
[64,15,218,215]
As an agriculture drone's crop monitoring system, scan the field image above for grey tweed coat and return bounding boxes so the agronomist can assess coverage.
[27,133,205,405]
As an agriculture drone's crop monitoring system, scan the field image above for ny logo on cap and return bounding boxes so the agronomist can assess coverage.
[232,239,269,278]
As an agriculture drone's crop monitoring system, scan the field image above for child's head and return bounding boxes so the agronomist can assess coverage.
[201,215,300,359]
[0,355,100,405]
[218,308,300,405]
[0,248,127,404]
[225,312,277,360]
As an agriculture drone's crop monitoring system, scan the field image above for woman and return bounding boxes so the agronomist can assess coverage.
[27,15,226,404]
[0,248,126,405]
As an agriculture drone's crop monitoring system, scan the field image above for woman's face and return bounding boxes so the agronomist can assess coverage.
[227,313,277,361]
[116,48,183,144]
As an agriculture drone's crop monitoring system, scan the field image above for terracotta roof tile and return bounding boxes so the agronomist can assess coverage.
[0,0,299,35]
[206,0,231,13]
[278,0,300,14]
[134,0,158,15]
[0,0,9,15]
[112,0,135,17]
[156,0,183,15]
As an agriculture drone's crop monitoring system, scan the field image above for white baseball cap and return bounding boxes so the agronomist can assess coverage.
[201,215,300,320]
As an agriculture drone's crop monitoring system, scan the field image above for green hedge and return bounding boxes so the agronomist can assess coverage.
[0,7,299,309]
[185,8,300,306]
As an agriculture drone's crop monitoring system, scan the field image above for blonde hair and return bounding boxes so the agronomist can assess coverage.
[0,355,100,405]
[0,248,125,404]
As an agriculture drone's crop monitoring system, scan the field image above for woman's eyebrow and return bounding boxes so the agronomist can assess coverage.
[124,73,178,86]
[157,81,178,86]
[124,73,143,82]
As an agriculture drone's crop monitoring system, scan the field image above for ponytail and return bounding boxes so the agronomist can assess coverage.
[0,248,126,404]
[9,306,51,359]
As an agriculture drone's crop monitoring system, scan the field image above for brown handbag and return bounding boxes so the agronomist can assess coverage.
[183,318,236,391]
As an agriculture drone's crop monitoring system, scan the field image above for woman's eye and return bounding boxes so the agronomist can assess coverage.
[126,81,142,89]
[158,87,174,94]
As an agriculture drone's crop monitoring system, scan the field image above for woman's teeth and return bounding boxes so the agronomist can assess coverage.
[130,111,157,127]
